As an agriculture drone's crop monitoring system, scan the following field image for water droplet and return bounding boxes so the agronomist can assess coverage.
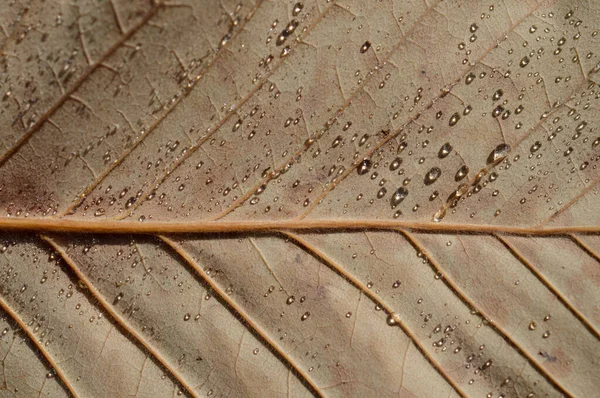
[386,314,398,326]
[301,312,310,321]
[280,46,291,57]
[433,208,446,222]
[390,187,408,207]
[530,141,542,152]
[487,143,511,164]
[519,56,530,67]
[113,292,124,304]
[449,112,460,126]
[438,142,453,159]
[389,157,402,171]
[357,159,372,175]
[492,89,503,101]
[360,41,371,53]
[424,167,441,185]
[292,2,304,16]
[455,165,469,181]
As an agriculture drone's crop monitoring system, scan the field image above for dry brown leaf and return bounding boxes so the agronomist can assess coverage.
[0,0,598,397]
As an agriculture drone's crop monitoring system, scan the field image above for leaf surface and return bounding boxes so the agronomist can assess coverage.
[0,0,598,397]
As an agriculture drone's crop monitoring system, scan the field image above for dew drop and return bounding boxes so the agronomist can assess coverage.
[438,142,453,158]
[389,157,402,171]
[433,208,446,222]
[292,2,304,16]
[424,167,442,185]
[487,143,511,164]
[455,165,469,181]
[386,314,398,326]
[530,141,542,153]
[280,46,291,57]
[390,187,408,207]
[492,89,503,101]
[357,159,372,175]
[360,41,371,53]
[449,112,460,126]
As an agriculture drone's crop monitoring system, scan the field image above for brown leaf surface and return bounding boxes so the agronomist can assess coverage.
[0,0,598,397]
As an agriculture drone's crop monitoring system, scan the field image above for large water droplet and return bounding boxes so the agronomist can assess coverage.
[389,157,402,171]
[455,165,469,181]
[438,142,452,158]
[292,2,304,16]
[357,159,372,175]
[424,167,441,185]
[449,112,460,126]
[487,143,511,164]
[390,187,408,207]
[433,208,446,222]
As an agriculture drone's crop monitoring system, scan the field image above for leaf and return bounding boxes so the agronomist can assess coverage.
[0,0,598,397]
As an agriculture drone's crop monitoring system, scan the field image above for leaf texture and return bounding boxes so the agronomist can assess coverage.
[0,0,599,397]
